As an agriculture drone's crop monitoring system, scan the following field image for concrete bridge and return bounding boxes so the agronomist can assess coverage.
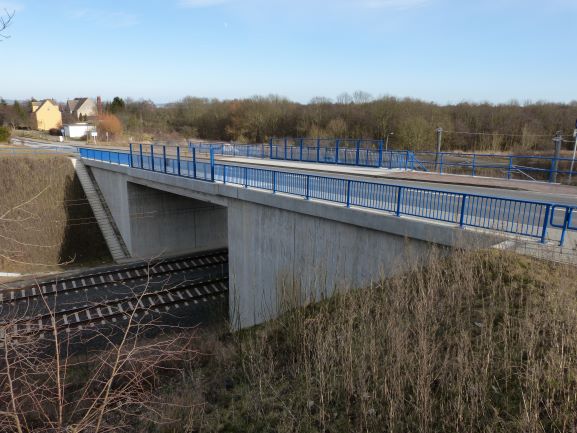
[79,147,576,328]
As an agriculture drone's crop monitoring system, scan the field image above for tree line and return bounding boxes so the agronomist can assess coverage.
[2,94,576,152]
[110,94,577,152]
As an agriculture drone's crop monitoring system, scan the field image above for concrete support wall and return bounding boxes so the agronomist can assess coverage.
[227,199,434,328]
[90,167,132,249]
[127,183,227,258]
[90,166,228,258]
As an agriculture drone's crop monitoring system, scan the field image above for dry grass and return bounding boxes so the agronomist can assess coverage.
[152,250,577,433]
[0,155,111,273]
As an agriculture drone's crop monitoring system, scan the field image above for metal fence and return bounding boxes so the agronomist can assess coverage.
[411,151,577,184]
[188,138,415,170]
[188,137,577,185]
[79,146,577,246]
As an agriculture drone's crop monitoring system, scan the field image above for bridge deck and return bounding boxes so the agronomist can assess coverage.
[218,156,577,199]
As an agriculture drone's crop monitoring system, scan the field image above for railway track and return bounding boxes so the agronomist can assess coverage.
[0,249,229,336]
[1,248,228,303]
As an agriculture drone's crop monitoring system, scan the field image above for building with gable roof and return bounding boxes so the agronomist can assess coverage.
[66,97,97,120]
[30,99,62,131]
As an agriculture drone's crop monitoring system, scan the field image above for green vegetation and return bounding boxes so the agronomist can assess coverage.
[0,155,111,273]
[0,125,10,142]
[150,250,577,433]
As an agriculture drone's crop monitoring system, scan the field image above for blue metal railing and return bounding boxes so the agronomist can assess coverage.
[188,138,577,184]
[188,139,415,171]
[79,146,577,246]
[410,151,577,184]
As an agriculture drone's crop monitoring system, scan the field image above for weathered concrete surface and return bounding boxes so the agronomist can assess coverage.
[227,198,445,327]
[127,183,227,258]
[85,159,502,328]
[89,166,227,258]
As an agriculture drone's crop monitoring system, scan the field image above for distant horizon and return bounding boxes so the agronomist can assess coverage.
[3,94,577,108]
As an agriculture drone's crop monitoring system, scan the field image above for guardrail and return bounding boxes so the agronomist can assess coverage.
[188,139,415,170]
[8,138,79,154]
[79,146,577,246]
[411,151,577,184]
[188,137,577,185]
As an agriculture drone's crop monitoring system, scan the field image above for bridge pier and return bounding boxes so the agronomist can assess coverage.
[227,199,433,328]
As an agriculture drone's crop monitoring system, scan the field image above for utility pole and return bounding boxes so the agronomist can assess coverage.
[434,127,443,172]
[570,120,577,184]
[550,131,562,183]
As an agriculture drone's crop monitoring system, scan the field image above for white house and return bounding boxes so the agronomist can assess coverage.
[63,123,95,138]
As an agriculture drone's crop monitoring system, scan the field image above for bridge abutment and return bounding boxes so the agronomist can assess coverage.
[89,166,228,258]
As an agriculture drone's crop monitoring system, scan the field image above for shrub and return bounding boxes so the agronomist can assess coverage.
[48,128,62,136]
[0,125,10,142]
[97,114,123,137]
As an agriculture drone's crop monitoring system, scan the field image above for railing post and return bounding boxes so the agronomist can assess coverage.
[305,176,310,199]
[139,143,143,169]
[459,194,468,227]
[150,144,155,171]
[507,157,513,180]
[559,207,571,246]
[316,138,321,162]
[244,167,248,188]
[269,137,273,159]
[299,138,304,161]
[210,148,215,182]
[272,171,277,193]
[223,165,227,184]
[346,179,351,207]
[396,186,404,216]
[129,143,133,168]
[355,139,360,166]
[472,154,476,176]
[335,139,340,164]
[540,204,551,243]
[192,147,196,178]
[163,145,167,173]
[284,137,288,160]
[541,204,551,244]
[377,140,383,167]
[439,153,444,174]
[176,146,181,176]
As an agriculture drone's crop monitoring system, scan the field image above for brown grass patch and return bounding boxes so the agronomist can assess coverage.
[151,250,577,433]
[0,155,111,273]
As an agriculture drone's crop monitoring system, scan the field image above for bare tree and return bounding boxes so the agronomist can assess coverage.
[0,9,14,41]
[0,276,200,432]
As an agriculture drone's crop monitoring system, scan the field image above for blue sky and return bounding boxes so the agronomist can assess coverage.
[1,0,575,104]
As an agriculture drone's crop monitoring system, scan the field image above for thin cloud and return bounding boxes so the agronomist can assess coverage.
[68,9,138,28]
[178,0,229,7]
[0,1,23,12]
[362,0,430,9]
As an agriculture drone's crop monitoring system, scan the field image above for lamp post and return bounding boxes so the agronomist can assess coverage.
[385,132,394,151]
